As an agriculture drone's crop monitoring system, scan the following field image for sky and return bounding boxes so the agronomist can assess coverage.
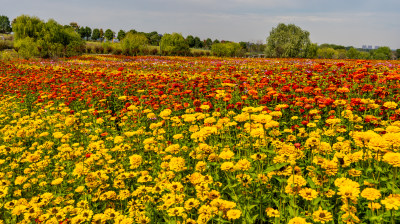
[1,0,400,49]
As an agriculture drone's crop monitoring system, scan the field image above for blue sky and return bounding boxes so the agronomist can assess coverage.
[1,0,400,49]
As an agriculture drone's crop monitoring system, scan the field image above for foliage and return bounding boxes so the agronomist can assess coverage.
[13,37,39,59]
[160,33,190,55]
[265,23,311,58]
[0,15,12,33]
[11,15,84,58]
[91,28,101,41]
[211,42,243,57]
[317,47,338,59]
[186,35,195,48]
[104,29,114,41]
[117,29,126,41]
[11,14,44,40]
[121,33,149,55]
[346,47,361,59]
[78,26,92,40]
[371,46,392,60]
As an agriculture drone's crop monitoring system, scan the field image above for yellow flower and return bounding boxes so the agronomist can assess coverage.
[220,162,235,172]
[167,207,185,217]
[219,150,235,160]
[265,207,280,217]
[312,207,333,223]
[381,195,400,210]
[288,217,311,224]
[226,209,241,220]
[129,155,142,169]
[299,188,318,201]
[383,101,397,109]
[51,178,63,186]
[235,159,251,171]
[383,152,400,167]
[75,186,85,193]
[169,157,186,172]
[184,198,200,210]
[173,134,184,140]
[361,188,381,201]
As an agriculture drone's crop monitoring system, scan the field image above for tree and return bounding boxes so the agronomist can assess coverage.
[265,23,311,58]
[371,46,391,60]
[69,22,79,31]
[12,15,84,58]
[396,49,400,59]
[104,29,114,41]
[117,30,126,41]
[99,29,104,42]
[194,36,203,48]
[121,33,149,55]
[304,43,318,58]
[186,35,195,48]
[211,42,243,57]
[84,26,92,40]
[160,33,190,55]
[0,15,12,33]
[147,31,161,45]
[317,48,338,59]
[346,47,360,59]
[205,38,213,49]
[92,28,100,41]
[11,14,44,40]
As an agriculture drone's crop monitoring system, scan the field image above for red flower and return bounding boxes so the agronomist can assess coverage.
[85,153,92,158]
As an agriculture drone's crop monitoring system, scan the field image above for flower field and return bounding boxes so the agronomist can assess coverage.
[1,55,400,224]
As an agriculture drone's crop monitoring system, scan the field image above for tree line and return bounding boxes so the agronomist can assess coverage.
[1,14,399,59]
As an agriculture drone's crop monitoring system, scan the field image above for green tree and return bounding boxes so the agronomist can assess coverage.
[147,31,161,45]
[160,33,190,55]
[0,15,12,33]
[213,39,220,44]
[117,30,126,41]
[69,22,79,31]
[265,23,311,58]
[14,37,39,59]
[371,46,391,60]
[104,29,114,41]
[317,47,338,59]
[99,29,104,42]
[92,28,100,41]
[84,27,91,40]
[304,43,318,58]
[194,36,203,48]
[211,42,242,57]
[186,35,195,48]
[12,15,83,58]
[205,38,213,49]
[396,49,400,59]
[121,33,149,55]
[12,14,44,40]
[346,47,360,59]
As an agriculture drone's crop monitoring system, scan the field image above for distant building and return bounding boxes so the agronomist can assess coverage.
[374,46,379,49]
[362,45,367,49]
[368,45,372,49]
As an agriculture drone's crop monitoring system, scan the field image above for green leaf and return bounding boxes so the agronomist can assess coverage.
[312,197,321,206]
[307,177,316,188]
[265,163,289,173]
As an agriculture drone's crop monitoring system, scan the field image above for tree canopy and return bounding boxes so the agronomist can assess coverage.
[0,15,12,33]
[211,42,243,57]
[104,29,114,41]
[265,23,311,58]
[121,33,149,55]
[12,15,84,58]
[160,33,190,55]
